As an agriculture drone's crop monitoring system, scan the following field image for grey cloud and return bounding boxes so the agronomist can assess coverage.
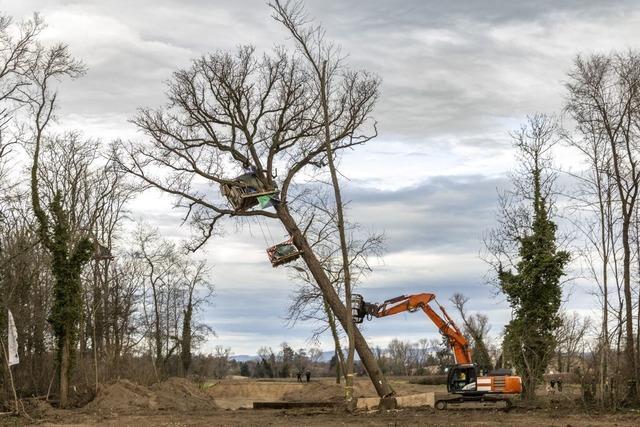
[346,175,508,253]
[309,0,637,28]
[7,0,637,146]
[7,0,636,139]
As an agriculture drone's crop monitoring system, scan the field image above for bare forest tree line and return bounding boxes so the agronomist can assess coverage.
[0,14,217,407]
[0,1,639,411]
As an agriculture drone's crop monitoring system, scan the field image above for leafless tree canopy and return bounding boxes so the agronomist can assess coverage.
[565,51,640,402]
[114,0,395,398]
[116,40,379,250]
[450,293,493,371]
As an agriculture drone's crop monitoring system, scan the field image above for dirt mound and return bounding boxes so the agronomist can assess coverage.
[85,379,156,414]
[85,378,216,414]
[151,377,217,411]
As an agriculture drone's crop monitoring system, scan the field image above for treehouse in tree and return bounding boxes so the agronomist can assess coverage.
[220,171,278,212]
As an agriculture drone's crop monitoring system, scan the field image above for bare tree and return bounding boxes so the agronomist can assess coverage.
[103,256,144,377]
[115,2,393,397]
[0,12,46,281]
[563,106,620,405]
[179,259,214,375]
[386,339,413,376]
[565,51,640,397]
[211,346,231,379]
[0,13,44,169]
[0,199,54,396]
[135,227,180,378]
[268,0,379,405]
[134,227,214,379]
[450,293,493,371]
[555,312,591,373]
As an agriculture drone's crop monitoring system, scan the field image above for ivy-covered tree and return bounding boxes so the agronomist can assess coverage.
[496,114,570,399]
[25,43,88,407]
[31,192,93,407]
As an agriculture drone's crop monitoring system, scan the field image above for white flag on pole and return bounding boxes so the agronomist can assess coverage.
[7,309,19,366]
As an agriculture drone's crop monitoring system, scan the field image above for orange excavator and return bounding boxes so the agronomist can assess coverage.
[351,293,522,409]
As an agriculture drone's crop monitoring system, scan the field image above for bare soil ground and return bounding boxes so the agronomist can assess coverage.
[5,377,639,426]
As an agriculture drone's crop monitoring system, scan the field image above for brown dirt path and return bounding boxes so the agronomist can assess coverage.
[25,407,640,427]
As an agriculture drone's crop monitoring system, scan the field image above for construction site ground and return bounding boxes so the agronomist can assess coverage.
[7,376,640,426]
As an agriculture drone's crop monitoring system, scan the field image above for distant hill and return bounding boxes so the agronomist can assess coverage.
[231,354,259,362]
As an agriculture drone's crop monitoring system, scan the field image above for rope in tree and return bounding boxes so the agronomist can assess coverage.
[256,216,270,247]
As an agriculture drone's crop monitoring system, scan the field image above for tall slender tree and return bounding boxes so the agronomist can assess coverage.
[492,114,570,399]
[23,41,88,406]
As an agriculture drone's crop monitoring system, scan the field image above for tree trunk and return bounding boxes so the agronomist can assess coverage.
[276,204,394,398]
[608,122,638,398]
[324,298,345,384]
[59,334,71,408]
[621,219,637,393]
[152,282,163,376]
[557,351,563,373]
[320,61,356,406]
[600,220,609,406]
[181,304,193,376]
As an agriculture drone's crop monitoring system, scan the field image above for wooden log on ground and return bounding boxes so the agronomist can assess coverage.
[253,401,339,409]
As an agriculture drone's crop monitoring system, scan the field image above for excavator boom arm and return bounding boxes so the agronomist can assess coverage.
[359,293,472,364]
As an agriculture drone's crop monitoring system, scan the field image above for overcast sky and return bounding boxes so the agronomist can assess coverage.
[2,0,639,355]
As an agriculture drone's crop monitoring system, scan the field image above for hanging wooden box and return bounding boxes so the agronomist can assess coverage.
[266,240,302,267]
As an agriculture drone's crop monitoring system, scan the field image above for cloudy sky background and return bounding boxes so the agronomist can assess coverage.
[2,0,639,355]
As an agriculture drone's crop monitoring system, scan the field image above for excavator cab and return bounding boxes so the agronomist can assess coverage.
[446,364,522,397]
[446,364,479,394]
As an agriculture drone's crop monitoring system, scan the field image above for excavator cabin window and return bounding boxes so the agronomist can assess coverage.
[447,365,477,393]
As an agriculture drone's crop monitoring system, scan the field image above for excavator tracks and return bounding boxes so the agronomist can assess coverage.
[434,393,513,411]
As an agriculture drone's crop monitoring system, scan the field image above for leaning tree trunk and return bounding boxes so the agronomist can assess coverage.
[276,204,395,398]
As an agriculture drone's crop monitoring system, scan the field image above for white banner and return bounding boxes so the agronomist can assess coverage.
[7,309,19,366]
